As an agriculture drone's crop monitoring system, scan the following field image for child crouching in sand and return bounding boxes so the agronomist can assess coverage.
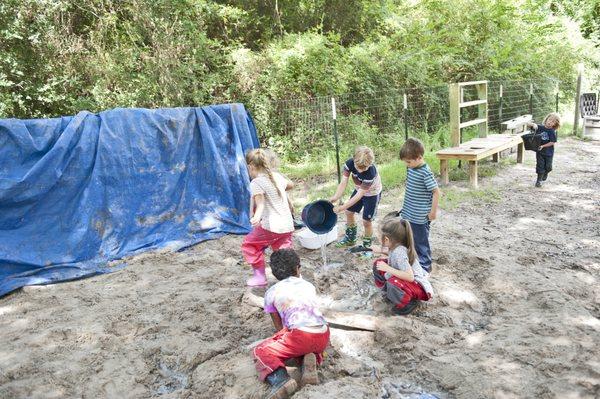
[253,249,330,399]
[373,218,434,315]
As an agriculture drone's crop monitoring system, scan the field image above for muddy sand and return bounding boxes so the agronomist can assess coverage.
[1,137,599,399]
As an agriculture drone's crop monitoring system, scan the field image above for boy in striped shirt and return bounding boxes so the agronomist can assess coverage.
[399,138,440,273]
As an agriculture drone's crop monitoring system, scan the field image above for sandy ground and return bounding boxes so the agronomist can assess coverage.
[0,137,599,399]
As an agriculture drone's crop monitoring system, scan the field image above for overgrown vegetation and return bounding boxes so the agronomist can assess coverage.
[1,0,598,189]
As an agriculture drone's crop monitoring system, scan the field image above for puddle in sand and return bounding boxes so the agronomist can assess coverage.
[320,242,344,271]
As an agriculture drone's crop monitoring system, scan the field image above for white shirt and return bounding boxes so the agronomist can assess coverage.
[264,276,327,329]
[250,172,293,234]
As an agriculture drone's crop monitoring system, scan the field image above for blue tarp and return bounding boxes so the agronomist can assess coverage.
[0,104,258,297]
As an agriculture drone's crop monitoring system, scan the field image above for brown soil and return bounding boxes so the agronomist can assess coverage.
[1,138,598,399]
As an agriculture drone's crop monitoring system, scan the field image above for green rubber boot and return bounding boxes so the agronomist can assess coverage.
[362,236,373,249]
[336,224,357,247]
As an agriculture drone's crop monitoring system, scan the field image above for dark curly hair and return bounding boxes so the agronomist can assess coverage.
[270,248,300,280]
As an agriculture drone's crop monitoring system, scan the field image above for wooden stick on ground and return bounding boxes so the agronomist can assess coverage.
[242,291,381,332]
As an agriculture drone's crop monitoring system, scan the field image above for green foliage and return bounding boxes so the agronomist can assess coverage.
[0,0,597,157]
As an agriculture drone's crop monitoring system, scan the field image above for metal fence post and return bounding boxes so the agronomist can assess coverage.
[331,97,341,184]
[529,83,533,116]
[555,83,559,113]
[403,93,408,141]
[498,84,503,133]
[573,64,583,137]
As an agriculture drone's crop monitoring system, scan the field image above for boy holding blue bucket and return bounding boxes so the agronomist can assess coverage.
[330,146,382,251]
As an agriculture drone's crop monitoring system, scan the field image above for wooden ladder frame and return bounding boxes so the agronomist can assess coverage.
[449,81,488,147]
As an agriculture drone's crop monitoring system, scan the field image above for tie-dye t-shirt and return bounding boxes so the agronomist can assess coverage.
[263,276,326,329]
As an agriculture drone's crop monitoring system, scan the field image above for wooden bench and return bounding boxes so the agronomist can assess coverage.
[436,115,532,188]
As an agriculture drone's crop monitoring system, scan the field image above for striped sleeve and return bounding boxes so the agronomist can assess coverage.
[423,169,438,191]
[343,159,352,177]
[250,179,265,195]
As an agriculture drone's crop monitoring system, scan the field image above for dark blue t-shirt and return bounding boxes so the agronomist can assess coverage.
[343,158,382,196]
[536,125,557,156]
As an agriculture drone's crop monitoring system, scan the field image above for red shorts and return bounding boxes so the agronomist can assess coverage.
[253,327,330,381]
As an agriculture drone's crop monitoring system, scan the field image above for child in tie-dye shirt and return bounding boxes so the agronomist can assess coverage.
[252,249,329,399]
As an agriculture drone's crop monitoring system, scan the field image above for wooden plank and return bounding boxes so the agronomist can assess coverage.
[243,291,379,332]
[459,118,487,129]
[440,159,449,185]
[458,80,488,87]
[436,134,522,161]
[469,161,478,188]
[459,99,487,108]
[436,153,478,161]
[324,310,380,331]
[449,83,461,147]
[472,138,521,160]
[477,83,488,138]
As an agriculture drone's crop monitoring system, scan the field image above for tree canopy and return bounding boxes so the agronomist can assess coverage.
[1,0,598,119]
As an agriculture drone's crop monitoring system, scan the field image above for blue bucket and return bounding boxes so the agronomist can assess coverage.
[301,200,337,234]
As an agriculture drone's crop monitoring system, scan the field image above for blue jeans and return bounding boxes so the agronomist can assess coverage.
[409,221,431,273]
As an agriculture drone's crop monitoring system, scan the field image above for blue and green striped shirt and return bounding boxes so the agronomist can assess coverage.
[401,163,438,224]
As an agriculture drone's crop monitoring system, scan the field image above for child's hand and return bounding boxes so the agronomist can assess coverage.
[250,215,261,227]
[333,205,344,213]
[428,210,437,221]
[537,146,543,151]
[375,261,392,273]
[328,196,337,203]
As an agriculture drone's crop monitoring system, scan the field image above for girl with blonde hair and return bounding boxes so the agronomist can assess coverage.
[242,149,294,286]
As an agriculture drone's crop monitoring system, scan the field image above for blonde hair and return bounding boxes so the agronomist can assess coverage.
[543,112,561,129]
[380,218,417,266]
[263,148,280,169]
[246,148,282,197]
[354,146,374,169]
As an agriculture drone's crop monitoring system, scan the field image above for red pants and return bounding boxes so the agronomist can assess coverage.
[253,327,330,381]
[373,259,429,310]
[241,225,293,269]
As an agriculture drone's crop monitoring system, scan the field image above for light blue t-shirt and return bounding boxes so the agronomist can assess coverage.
[401,163,438,224]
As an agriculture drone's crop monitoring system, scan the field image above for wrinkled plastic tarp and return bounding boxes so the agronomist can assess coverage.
[0,104,258,297]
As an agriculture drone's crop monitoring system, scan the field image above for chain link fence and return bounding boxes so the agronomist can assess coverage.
[251,78,571,164]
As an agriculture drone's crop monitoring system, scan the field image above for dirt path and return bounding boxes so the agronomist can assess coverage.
[1,138,598,399]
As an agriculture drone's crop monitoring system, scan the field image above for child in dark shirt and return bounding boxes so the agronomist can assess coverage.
[527,113,560,187]
[329,146,382,251]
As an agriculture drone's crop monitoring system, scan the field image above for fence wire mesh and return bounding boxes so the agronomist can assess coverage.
[251,78,569,162]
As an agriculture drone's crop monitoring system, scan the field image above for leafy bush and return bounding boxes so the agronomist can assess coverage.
[0,0,597,168]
